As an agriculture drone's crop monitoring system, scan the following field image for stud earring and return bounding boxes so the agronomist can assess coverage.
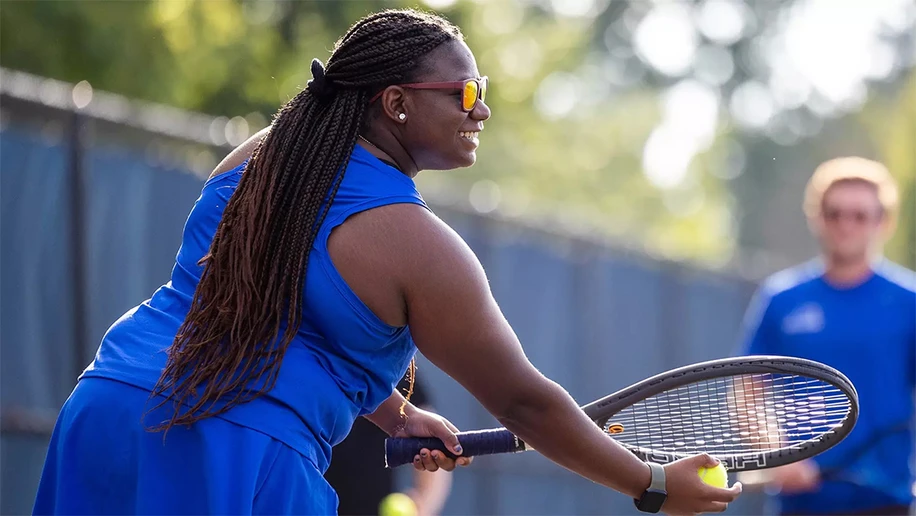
[398,113,406,121]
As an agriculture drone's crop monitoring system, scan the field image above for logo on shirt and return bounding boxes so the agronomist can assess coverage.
[781,303,825,335]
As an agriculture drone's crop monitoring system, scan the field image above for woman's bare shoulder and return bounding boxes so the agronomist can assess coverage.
[208,127,271,180]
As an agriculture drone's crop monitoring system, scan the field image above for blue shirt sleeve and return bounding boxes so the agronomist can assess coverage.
[735,287,777,356]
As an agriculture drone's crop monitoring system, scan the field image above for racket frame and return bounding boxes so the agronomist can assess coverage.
[582,356,859,470]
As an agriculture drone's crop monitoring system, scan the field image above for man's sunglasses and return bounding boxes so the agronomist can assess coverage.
[823,207,881,224]
[370,77,488,112]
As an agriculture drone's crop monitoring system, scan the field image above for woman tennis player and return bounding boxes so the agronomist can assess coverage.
[34,9,740,515]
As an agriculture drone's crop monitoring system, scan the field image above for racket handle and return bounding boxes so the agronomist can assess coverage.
[385,428,526,468]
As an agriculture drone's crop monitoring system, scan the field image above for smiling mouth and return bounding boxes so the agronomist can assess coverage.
[459,131,480,143]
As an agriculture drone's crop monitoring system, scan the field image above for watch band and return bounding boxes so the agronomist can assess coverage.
[647,461,666,491]
[634,462,668,513]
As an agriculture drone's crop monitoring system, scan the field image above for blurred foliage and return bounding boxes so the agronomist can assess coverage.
[1,0,913,272]
[860,73,916,270]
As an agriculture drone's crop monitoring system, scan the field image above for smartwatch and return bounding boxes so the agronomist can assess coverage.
[634,462,667,513]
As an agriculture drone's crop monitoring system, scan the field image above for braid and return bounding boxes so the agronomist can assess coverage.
[148,9,463,432]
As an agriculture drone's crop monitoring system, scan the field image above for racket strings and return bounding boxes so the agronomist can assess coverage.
[604,373,852,456]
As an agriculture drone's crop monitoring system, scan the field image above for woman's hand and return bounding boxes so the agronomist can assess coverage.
[662,454,743,515]
[393,406,473,472]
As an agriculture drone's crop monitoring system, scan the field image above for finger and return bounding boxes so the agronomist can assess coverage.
[431,420,463,456]
[727,481,743,500]
[705,482,743,503]
[412,455,424,471]
[698,453,720,467]
[438,416,460,435]
[431,450,457,472]
[684,453,719,468]
[457,456,473,467]
[419,448,439,472]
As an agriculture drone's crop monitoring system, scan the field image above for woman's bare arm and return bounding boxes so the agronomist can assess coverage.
[376,205,653,499]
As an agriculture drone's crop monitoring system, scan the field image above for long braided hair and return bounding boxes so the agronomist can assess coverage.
[148,9,463,432]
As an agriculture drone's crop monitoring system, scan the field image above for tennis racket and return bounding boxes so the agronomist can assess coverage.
[385,356,859,472]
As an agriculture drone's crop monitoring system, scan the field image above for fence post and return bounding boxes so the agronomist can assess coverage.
[68,110,89,381]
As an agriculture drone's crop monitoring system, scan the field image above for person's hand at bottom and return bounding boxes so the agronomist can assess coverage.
[661,454,743,515]
[391,407,473,472]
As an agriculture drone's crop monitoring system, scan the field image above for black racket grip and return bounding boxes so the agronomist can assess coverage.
[385,428,525,468]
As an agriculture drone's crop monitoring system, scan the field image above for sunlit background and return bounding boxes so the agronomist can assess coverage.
[1,0,914,514]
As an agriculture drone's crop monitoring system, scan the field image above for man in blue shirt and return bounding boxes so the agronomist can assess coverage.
[737,157,915,515]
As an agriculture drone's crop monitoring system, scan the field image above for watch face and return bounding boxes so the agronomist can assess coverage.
[634,489,667,513]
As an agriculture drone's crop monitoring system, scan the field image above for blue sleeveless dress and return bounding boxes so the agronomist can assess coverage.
[33,144,428,515]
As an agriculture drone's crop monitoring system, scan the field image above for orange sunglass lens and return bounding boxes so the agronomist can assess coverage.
[463,81,478,111]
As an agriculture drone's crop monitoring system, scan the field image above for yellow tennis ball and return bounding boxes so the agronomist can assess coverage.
[379,493,417,516]
[698,463,729,488]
